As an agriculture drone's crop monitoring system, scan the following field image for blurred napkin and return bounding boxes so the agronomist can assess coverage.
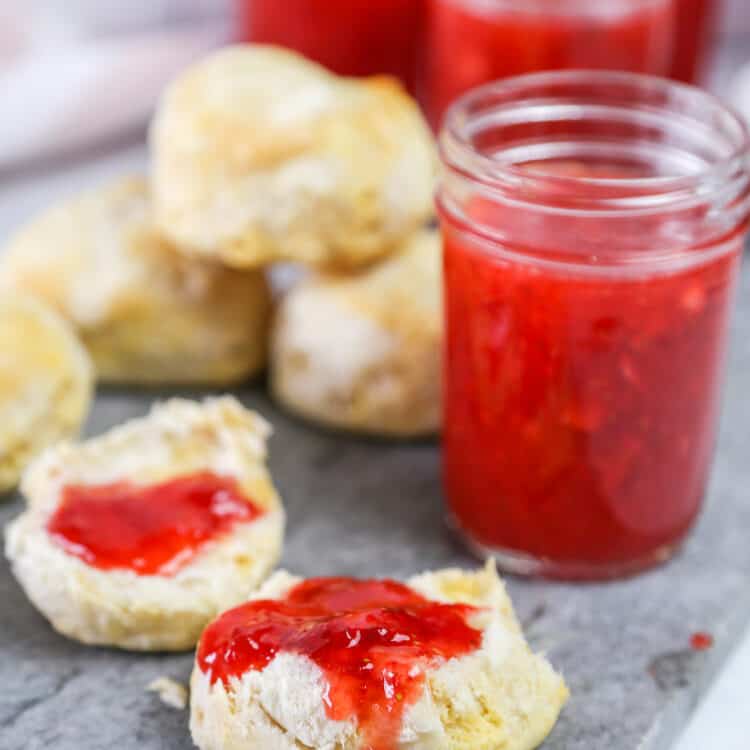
[0,4,228,170]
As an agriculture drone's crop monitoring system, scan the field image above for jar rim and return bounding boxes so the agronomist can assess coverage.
[440,70,750,215]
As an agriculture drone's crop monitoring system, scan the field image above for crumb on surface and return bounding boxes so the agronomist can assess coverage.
[147,677,188,710]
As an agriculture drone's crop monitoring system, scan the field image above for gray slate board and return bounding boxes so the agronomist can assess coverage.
[2,265,750,750]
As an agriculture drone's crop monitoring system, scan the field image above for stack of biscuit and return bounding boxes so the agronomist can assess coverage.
[149,45,441,437]
[1,47,569,750]
[0,46,440,490]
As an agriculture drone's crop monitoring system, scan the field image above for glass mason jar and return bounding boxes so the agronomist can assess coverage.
[670,0,718,84]
[422,0,676,128]
[236,0,424,95]
[437,71,750,580]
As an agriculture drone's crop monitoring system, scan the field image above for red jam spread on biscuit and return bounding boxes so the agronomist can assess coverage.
[198,577,483,750]
[47,471,263,576]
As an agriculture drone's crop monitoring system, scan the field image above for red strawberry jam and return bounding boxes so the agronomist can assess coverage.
[437,70,750,579]
[441,157,744,575]
[198,577,483,750]
[47,471,263,576]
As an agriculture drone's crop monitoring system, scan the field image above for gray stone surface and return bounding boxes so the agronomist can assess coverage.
[2,251,750,749]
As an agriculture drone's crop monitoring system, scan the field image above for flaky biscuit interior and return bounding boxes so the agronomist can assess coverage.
[190,562,568,750]
[5,397,285,650]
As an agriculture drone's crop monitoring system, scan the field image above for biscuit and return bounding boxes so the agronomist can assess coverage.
[5,397,285,651]
[151,46,437,270]
[0,293,92,493]
[190,563,568,750]
[0,178,271,385]
[270,228,442,437]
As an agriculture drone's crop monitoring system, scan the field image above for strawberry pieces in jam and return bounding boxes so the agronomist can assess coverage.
[47,471,262,576]
[198,577,482,750]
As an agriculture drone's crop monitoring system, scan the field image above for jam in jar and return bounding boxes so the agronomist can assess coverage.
[438,71,750,579]
[237,0,424,94]
[422,0,675,128]
[670,0,718,84]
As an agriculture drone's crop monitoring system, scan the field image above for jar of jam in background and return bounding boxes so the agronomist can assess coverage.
[236,0,424,95]
[422,0,676,129]
[670,0,719,83]
[438,71,750,579]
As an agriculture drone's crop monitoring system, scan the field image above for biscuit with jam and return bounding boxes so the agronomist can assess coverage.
[190,563,568,750]
[5,397,285,651]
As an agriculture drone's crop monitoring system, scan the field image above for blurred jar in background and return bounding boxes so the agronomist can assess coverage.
[670,0,719,83]
[422,0,676,129]
[237,0,423,94]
